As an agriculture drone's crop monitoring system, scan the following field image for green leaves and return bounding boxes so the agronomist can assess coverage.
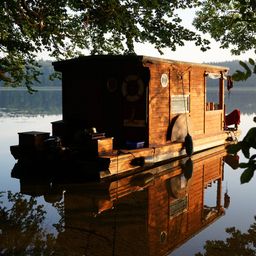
[194,0,256,55]
[227,126,256,183]
[227,141,242,155]
[239,153,256,183]
[240,165,256,183]
[232,60,256,81]
[1,0,211,86]
[248,58,255,65]
[243,127,256,149]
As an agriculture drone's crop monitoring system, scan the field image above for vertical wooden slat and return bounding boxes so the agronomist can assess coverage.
[204,72,206,134]
[219,73,225,130]
[219,73,225,110]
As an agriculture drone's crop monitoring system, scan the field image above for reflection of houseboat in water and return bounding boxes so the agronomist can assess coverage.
[12,146,234,255]
[10,55,240,179]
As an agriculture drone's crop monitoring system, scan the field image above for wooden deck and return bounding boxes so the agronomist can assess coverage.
[100,130,238,179]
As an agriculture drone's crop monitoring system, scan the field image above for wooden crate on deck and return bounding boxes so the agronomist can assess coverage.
[18,131,50,149]
[97,137,113,155]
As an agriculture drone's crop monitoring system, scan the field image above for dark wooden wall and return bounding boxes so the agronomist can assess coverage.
[55,57,150,147]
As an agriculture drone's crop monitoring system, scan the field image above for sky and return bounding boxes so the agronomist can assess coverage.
[134,9,255,64]
[40,39,254,64]
[134,41,255,64]
[38,8,255,64]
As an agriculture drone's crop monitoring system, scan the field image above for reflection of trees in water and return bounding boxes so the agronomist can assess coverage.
[195,216,256,255]
[208,88,256,115]
[0,89,62,116]
[0,191,63,255]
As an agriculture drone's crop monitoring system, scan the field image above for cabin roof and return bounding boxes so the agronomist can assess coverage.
[142,55,229,71]
[53,55,229,72]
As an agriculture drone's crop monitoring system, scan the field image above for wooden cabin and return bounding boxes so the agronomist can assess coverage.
[11,55,239,179]
[51,55,237,176]
[52,55,228,147]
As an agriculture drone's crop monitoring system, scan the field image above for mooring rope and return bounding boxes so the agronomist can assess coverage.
[112,151,120,256]
[180,72,193,157]
[181,75,189,133]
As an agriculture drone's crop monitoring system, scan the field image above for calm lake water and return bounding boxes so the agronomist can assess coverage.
[1,87,256,255]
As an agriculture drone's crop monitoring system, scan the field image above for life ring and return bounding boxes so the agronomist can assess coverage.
[122,75,144,102]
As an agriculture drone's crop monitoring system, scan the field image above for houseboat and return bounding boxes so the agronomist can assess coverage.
[10,55,240,179]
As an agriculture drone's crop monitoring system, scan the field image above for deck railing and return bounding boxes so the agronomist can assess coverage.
[205,109,223,134]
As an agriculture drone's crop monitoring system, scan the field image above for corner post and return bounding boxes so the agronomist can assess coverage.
[219,72,225,110]
[219,73,225,129]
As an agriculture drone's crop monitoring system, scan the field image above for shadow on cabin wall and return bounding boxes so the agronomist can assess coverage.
[57,58,151,149]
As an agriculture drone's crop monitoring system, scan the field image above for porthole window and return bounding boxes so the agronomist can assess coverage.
[161,73,169,88]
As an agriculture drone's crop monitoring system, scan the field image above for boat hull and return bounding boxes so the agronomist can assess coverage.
[10,130,240,181]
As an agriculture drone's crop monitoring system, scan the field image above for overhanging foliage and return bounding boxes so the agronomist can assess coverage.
[0,0,210,87]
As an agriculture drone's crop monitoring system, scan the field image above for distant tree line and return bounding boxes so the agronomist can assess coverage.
[34,59,61,87]
[0,60,61,87]
[207,60,256,87]
[1,59,255,88]
[0,58,255,88]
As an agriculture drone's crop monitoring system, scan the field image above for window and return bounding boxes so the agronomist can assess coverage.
[171,95,190,114]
